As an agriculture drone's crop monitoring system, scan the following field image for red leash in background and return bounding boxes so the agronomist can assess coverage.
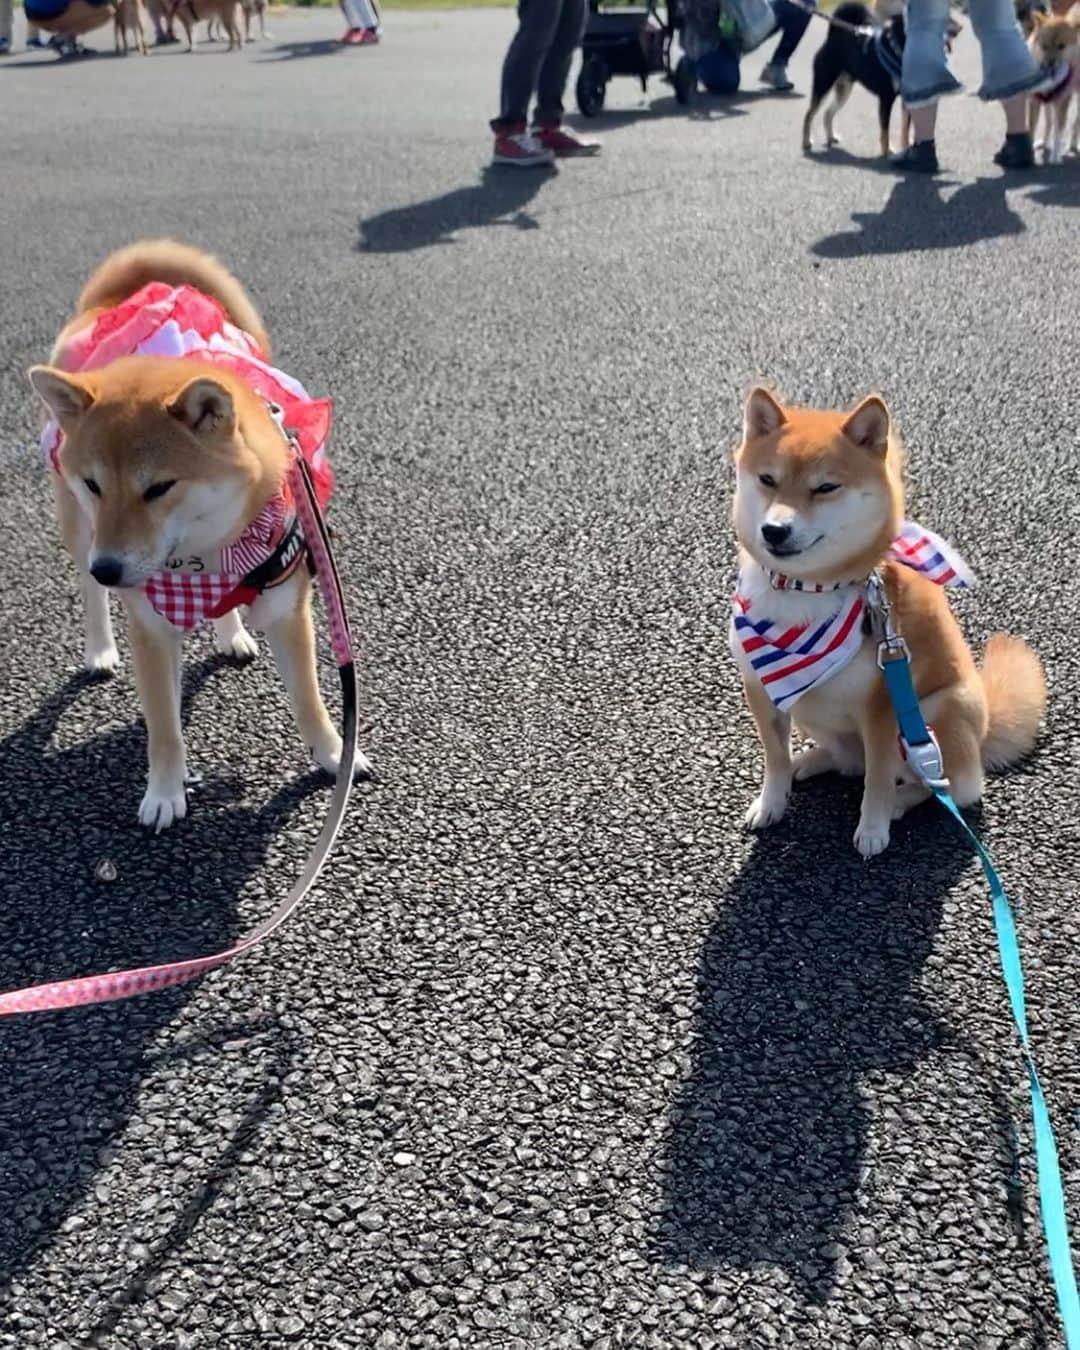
[0,447,359,1017]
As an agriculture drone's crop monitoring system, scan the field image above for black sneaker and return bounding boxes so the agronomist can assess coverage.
[993,132,1035,170]
[890,140,939,174]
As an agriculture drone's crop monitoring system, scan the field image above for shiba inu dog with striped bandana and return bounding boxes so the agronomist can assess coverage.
[730,388,1045,858]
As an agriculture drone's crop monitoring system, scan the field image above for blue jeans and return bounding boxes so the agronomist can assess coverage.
[901,0,1043,105]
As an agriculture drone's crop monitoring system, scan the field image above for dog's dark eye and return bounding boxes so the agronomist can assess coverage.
[143,480,177,502]
[759,473,777,488]
[813,482,840,495]
[84,478,101,497]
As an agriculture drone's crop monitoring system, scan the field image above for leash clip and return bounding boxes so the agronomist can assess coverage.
[866,570,904,656]
[876,634,910,669]
[899,728,948,792]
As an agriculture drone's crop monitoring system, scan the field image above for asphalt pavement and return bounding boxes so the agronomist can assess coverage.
[1,8,1079,1348]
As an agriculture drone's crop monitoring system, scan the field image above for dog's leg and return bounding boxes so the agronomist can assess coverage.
[743,675,793,830]
[55,477,120,675]
[212,609,259,664]
[1050,96,1068,163]
[901,105,912,147]
[878,90,895,157]
[136,0,148,52]
[802,97,822,152]
[825,74,853,149]
[1030,95,1045,150]
[1069,94,1079,154]
[261,582,370,779]
[854,702,903,857]
[125,599,187,831]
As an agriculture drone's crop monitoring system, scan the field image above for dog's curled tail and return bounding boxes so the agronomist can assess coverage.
[979,633,1046,772]
[76,239,271,357]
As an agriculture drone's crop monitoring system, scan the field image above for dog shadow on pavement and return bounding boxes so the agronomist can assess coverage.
[810,173,1025,257]
[1021,160,1080,209]
[655,779,1021,1304]
[358,166,548,253]
[0,663,320,1305]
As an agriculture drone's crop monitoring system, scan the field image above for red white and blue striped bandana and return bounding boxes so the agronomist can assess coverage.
[733,520,973,710]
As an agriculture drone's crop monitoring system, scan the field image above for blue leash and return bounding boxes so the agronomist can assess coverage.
[870,574,1080,1346]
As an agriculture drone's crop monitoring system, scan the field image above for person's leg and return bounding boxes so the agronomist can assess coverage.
[532,0,586,124]
[493,0,563,131]
[0,0,13,50]
[900,0,960,107]
[968,0,1043,101]
[341,0,378,38]
[530,0,600,153]
[891,0,954,168]
[762,0,811,88]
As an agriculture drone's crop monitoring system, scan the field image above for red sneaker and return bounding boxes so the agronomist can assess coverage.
[340,26,361,43]
[533,124,601,158]
[357,26,379,43]
[492,129,556,168]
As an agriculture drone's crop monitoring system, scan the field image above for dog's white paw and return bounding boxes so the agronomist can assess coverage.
[792,746,833,782]
[745,788,788,831]
[854,818,890,858]
[138,781,188,833]
[213,616,259,665]
[310,730,372,782]
[85,643,120,677]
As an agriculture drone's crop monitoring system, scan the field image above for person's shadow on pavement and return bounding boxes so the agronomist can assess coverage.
[358,166,549,253]
[0,663,323,1300]
[654,779,1021,1303]
[810,174,1025,258]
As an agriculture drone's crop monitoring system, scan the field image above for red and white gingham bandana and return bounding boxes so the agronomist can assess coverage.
[41,282,334,630]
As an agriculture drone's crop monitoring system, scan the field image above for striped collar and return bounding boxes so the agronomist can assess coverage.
[768,571,865,592]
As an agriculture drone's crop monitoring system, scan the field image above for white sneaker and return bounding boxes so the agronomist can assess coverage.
[492,129,556,168]
[760,63,794,92]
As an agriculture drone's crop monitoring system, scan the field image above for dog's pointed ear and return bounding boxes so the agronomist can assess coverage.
[28,366,94,423]
[167,377,236,437]
[743,387,787,441]
[841,395,890,456]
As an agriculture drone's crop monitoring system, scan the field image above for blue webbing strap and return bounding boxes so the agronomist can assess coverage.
[881,649,1080,1348]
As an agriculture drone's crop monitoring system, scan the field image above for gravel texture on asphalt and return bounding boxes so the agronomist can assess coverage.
[1,9,1079,1348]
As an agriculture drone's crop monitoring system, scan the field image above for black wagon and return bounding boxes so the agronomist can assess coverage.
[575,0,695,116]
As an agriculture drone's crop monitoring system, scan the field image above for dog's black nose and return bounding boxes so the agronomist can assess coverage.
[90,557,124,587]
[761,523,792,550]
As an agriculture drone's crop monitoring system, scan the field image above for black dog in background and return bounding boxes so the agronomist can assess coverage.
[802,3,907,156]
